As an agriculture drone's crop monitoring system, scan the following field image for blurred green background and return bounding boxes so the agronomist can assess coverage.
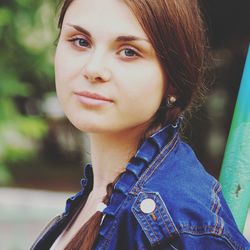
[0,0,85,191]
[0,0,249,249]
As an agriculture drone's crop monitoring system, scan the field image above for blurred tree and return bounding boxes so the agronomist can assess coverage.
[0,0,57,184]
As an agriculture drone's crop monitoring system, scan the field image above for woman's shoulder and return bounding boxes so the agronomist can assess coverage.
[130,140,250,249]
[143,139,219,213]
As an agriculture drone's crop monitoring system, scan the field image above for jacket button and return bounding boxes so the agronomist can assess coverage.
[140,198,156,214]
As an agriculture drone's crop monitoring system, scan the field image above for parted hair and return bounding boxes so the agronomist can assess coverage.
[56,0,208,249]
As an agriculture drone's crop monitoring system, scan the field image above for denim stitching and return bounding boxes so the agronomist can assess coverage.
[177,224,224,241]
[176,183,224,236]
[214,195,244,250]
[157,205,173,238]
[180,229,218,234]
[179,224,223,229]
[140,135,179,187]
[178,223,226,236]
[179,231,237,250]
[221,233,245,250]
[157,206,172,237]
[132,191,180,246]
[130,133,179,195]
[182,230,239,250]
[130,134,179,195]
[211,182,221,213]
[136,193,160,244]
[214,200,222,235]
[133,208,154,244]
[143,213,160,244]
[211,182,223,235]
[155,192,180,238]
[210,182,217,212]
[132,195,156,244]
[156,192,180,238]
[178,223,243,249]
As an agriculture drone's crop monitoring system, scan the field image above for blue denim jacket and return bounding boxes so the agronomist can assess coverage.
[31,120,250,250]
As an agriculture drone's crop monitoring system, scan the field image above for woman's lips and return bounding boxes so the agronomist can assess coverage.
[74,91,113,107]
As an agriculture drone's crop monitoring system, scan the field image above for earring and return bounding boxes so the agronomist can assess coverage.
[167,95,177,108]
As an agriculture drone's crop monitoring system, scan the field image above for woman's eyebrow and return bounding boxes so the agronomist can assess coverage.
[66,23,150,44]
[66,23,92,38]
[115,36,150,44]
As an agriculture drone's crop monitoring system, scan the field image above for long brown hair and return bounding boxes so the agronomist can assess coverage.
[56,0,208,249]
[64,173,123,250]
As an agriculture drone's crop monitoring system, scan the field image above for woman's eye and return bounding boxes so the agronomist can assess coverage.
[119,48,139,58]
[69,37,90,48]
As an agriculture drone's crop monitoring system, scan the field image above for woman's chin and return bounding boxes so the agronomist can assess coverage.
[71,122,115,134]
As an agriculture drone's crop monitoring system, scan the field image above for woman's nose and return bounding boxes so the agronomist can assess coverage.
[82,52,111,83]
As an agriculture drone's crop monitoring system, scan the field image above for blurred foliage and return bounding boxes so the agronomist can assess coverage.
[0,0,58,184]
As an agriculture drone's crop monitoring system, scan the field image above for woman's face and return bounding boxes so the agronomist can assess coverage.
[55,0,165,134]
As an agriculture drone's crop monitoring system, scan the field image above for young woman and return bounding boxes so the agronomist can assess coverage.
[31,0,250,249]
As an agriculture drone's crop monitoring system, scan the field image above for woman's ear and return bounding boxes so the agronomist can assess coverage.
[163,82,179,108]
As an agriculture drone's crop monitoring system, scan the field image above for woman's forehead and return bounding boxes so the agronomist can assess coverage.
[62,0,148,40]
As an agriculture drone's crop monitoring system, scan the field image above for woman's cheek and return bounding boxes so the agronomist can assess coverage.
[117,89,159,125]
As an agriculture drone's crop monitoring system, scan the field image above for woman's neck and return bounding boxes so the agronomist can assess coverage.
[88,125,147,194]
